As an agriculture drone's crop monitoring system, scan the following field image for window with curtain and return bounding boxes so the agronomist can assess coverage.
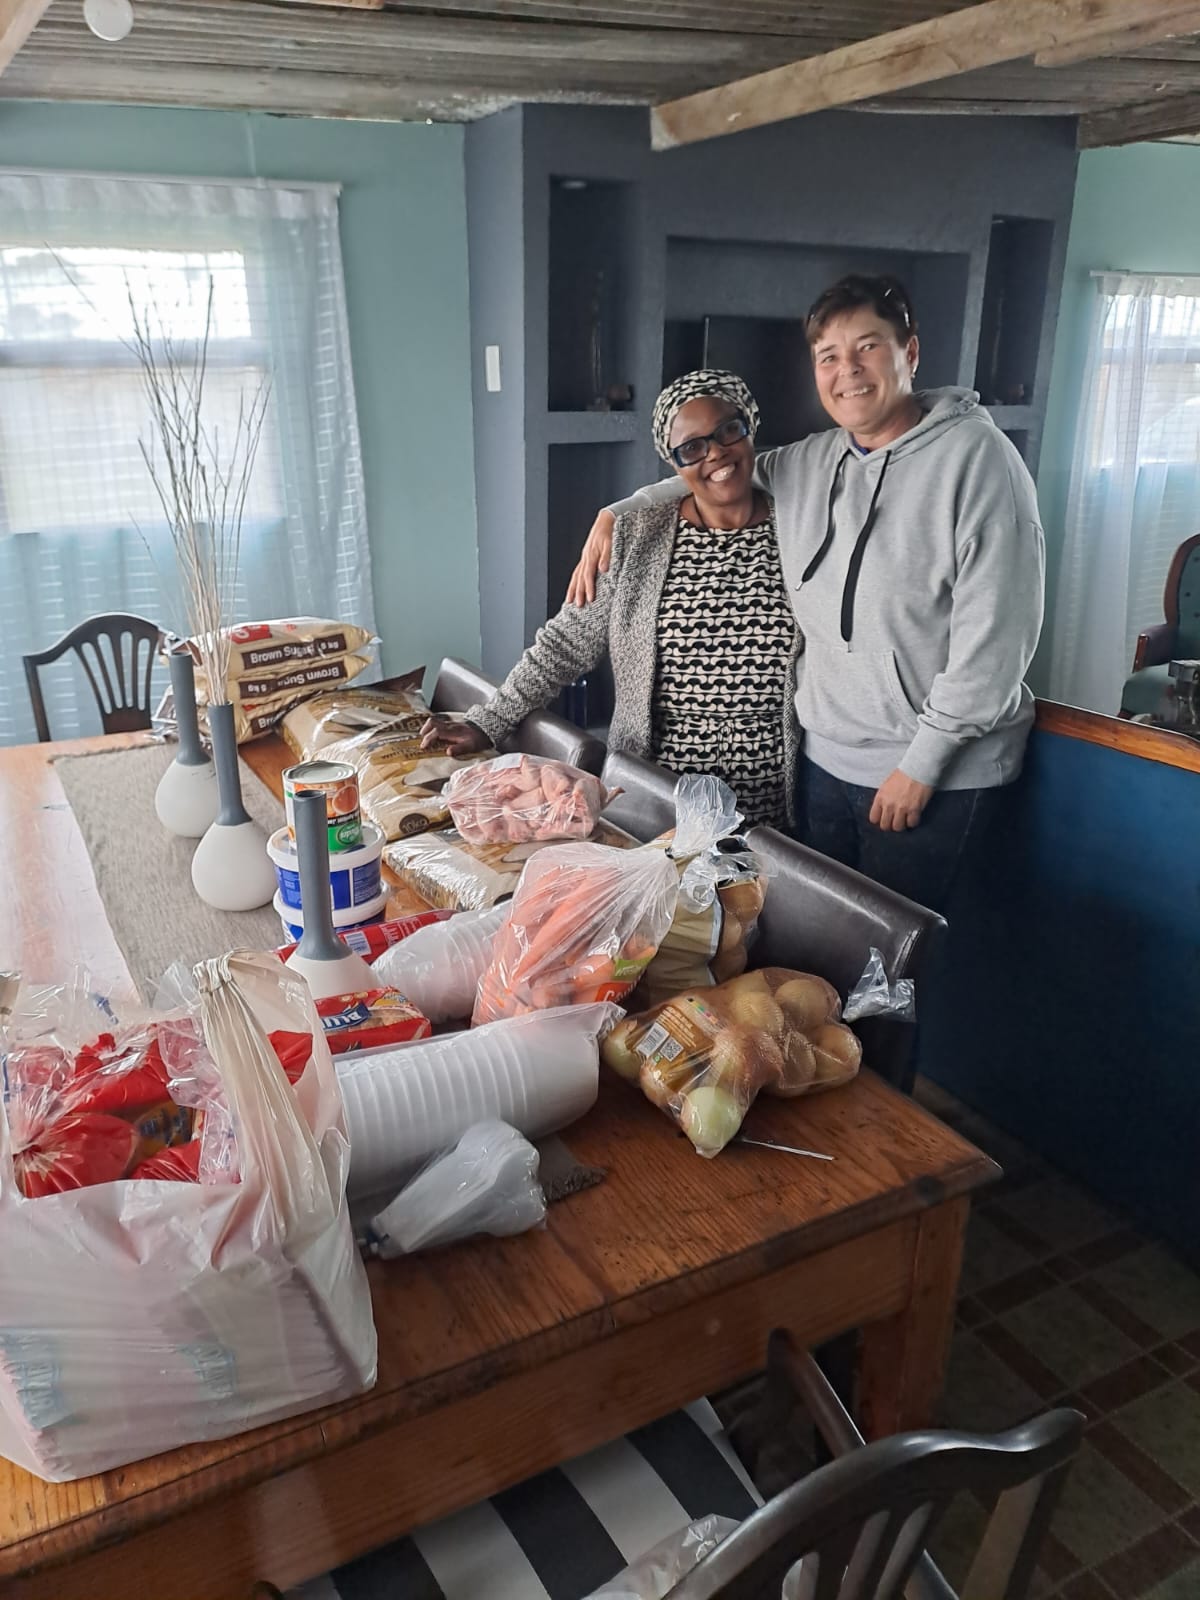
[0,171,375,746]
[1050,273,1200,715]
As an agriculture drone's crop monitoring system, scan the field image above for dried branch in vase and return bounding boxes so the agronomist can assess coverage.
[126,280,271,697]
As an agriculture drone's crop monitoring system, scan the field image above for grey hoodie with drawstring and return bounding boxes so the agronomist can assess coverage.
[611,387,1045,792]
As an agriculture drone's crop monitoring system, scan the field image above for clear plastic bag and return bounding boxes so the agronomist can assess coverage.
[372,903,509,1023]
[603,967,862,1156]
[0,953,376,1482]
[1,973,194,1197]
[385,818,639,912]
[585,1515,739,1598]
[281,670,498,841]
[446,752,618,844]
[362,1120,545,1256]
[637,776,772,1008]
[473,843,679,1024]
[842,946,917,1023]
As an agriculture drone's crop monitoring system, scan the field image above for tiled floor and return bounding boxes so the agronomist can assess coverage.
[715,1078,1200,1599]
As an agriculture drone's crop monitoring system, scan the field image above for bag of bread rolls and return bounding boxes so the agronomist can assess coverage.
[282,675,499,841]
[635,775,771,1009]
[601,966,863,1157]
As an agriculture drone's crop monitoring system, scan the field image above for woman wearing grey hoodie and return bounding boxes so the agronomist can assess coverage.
[566,275,1045,913]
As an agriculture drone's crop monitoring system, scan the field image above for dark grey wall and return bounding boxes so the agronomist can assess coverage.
[466,104,1079,678]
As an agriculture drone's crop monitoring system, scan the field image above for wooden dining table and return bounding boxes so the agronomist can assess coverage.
[0,732,998,1599]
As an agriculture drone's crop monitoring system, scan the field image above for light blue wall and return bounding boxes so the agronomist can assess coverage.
[1034,141,1200,693]
[0,101,480,680]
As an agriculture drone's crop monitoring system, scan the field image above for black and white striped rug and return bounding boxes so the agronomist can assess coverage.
[289,1401,760,1599]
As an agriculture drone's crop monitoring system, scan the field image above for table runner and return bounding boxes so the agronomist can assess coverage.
[54,741,285,1001]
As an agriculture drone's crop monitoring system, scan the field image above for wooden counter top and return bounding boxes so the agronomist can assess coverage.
[1035,700,1200,775]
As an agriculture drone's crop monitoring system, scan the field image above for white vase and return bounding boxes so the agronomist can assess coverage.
[190,702,277,912]
[155,647,219,838]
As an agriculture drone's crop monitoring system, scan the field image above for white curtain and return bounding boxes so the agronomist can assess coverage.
[1051,272,1200,714]
[0,170,375,746]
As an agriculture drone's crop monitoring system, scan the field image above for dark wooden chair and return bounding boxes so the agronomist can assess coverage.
[430,655,606,773]
[667,1332,1083,1600]
[1121,531,1200,719]
[23,613,163,743]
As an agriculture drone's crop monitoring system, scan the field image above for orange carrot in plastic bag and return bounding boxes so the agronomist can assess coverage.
[472,843,678,1025]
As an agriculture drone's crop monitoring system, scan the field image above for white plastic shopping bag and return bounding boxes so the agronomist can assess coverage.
[0,951,377,1482]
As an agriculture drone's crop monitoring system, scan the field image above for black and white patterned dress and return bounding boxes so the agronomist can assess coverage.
[652,510,796,827]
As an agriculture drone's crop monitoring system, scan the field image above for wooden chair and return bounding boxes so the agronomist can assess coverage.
[429,655,606,773]
[666,1332,1083,1600]
[1121,531,1200,718]
[23,613,163,743]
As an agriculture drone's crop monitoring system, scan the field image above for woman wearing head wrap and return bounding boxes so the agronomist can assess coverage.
[564,275,1046,913]
[421,370,799,826]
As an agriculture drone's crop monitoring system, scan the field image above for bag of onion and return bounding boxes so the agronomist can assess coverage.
[602,966,862,1156]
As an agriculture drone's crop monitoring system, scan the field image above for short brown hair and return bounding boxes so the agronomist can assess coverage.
[806,274,917,346]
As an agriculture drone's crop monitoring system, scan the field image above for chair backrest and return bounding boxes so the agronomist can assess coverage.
[429,656,497,716]
[600,749,681,840]
[1165,533,1200,657]
[430,656,605,774]
[746,825,945,1091]
[23,613,162,743]
[667,1411,1083,1600]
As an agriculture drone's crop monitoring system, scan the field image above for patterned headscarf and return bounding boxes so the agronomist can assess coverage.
[651,369,760,464]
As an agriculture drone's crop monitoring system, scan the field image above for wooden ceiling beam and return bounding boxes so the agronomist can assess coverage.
[1078,87,1200,144]
[1035,7,1200,68]
[651,0,1200,149]
[0,0,51,74]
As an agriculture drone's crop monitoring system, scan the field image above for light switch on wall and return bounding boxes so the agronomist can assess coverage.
[484,345,502,392]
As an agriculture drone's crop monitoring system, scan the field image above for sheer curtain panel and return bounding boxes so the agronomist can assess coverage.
[0,170,375,746]
[1051,273,1200,714]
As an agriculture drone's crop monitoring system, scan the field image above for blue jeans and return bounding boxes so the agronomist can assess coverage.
[794,756,1004,915]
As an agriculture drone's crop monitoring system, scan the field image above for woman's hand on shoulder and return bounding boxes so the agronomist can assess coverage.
[566,508,616,607]
[420,715,490,755]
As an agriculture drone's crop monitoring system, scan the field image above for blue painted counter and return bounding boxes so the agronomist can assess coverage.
[922,708,1200,1263]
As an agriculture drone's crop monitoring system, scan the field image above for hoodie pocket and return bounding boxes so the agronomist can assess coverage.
[796,640,920,748]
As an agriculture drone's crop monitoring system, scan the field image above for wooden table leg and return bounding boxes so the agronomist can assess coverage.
[857,1196,968,1440]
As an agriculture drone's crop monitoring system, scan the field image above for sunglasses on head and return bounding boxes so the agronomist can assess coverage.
[669,413,750,469]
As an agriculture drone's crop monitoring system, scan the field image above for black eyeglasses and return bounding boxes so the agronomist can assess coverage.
[669,414,750,469]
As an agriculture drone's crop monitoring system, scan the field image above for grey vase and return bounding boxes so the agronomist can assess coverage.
[153,647,219,838]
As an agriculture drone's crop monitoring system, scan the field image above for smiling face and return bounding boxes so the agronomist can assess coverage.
[667,396,755,510]
[810,307,920,444]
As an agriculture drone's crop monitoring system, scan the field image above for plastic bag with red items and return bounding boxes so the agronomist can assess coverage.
[472,842,678,1025]
[1,976,195,1197]
[445,753,619,845]
[0,955,375,1482]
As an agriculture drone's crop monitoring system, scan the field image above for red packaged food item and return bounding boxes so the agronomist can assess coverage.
[8,1026,196,1197]
[61,1035,172,1115]
[269,989,430,1061]
[314,988,430,1055]
[129,1142,204,1183]
[275,908,453,964]
[15,1113,143,1198]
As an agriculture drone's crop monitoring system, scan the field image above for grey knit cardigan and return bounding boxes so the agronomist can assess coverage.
[466,500,801,826]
